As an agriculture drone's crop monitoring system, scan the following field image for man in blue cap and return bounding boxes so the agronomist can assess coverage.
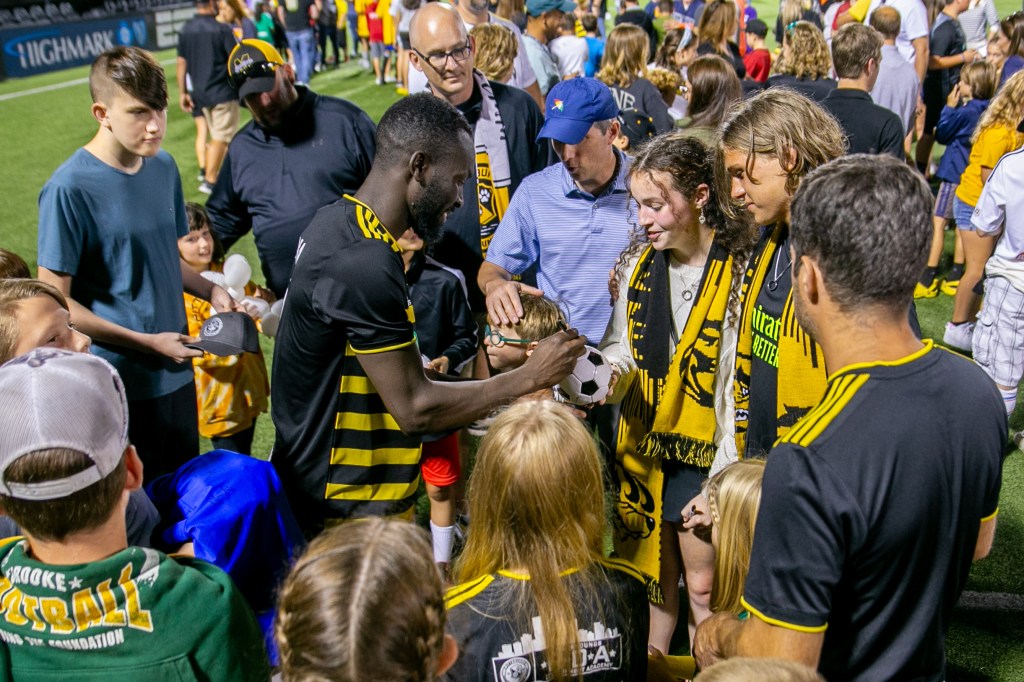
[523,0,577,95]
[478,77,629,346]
[478,76,630,458]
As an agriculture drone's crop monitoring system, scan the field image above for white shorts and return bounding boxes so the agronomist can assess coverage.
[973,275,1024,387]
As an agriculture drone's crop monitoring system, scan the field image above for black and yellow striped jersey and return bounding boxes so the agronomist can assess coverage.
[742,342,1005,681]
[271,195,421,531]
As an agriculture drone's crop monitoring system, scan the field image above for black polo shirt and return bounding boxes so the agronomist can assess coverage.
[282,0,315,31]
[820,88,905,159]
[176,13,238,109]
[744,343,1004,681]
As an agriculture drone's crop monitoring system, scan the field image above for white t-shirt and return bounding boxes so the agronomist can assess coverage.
[975,146,1024,291]
[548,34,589,78]
[865,0,928,63]
[407,10,538,93]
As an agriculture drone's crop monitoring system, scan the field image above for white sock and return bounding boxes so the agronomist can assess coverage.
[1000,386,1017,416]
[430,521,455,564]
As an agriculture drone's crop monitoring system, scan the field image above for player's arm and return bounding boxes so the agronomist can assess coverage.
[37,267,201,363]
[975,512,997,561]
[179,260,239,313]
[693,612,825,670]
[355,329,586,435]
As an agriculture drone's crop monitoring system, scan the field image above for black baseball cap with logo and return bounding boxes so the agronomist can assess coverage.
[186,312,260,356]
[227,39,286,102]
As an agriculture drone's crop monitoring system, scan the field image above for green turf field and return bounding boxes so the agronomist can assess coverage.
[1,3,1023,675]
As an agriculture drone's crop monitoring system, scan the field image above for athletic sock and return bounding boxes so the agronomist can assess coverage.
[947,263,964,280]
[920,267,937,286]
[430,521,455,564]
[1000,387,1017,416]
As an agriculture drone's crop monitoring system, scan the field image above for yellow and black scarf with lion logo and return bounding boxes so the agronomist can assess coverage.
[613,242,732,602]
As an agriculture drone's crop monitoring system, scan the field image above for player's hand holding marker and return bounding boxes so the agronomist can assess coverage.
[519,323,588,392]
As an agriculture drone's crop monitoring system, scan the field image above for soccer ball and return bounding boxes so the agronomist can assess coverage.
[556,346,613,406]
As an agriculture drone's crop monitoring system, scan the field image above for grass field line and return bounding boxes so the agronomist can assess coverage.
[0,58,177,102]
[958,590,1024,613]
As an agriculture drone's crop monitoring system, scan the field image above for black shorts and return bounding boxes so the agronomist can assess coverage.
[399,31,411,49]
[662,460,710,523]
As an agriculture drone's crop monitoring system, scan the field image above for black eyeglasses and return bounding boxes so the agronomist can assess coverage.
[229,60,279,90]
[412,43,472,71]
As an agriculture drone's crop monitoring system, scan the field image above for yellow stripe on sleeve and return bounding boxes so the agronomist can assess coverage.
[349,338,416,355]
[740,597,829,633]
[982,508,999,522]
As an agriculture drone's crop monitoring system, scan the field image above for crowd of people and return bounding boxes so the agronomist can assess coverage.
[1,0,1023,676]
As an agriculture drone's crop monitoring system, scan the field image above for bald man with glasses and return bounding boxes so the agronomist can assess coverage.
[409,3,553,315]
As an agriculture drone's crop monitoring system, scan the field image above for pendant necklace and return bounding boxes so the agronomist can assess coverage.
[766,246,792,292]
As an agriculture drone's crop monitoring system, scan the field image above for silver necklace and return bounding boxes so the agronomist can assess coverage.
[766,246,792,292]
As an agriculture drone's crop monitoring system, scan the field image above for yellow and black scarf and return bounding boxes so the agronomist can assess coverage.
[733,224,827,456]
[613,242,732,602]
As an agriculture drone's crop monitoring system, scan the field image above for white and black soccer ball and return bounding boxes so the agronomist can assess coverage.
[556,346,613,406]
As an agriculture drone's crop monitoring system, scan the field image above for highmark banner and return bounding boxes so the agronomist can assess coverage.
[0,4,189,79]
[1,14,148,77]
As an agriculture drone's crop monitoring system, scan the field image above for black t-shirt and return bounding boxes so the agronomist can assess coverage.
[270,196,421,532]
[924,14,966,108]
[443,558,650,681]
[607,79,674,134]
[282,0,315,31]
[820,88,904,158]
[744,344,1005,681]
[176,14,238,109]
[745,231,790,458]
[430,79,553,312]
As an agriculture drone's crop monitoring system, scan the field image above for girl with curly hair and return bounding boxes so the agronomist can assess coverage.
[766,20,836,102]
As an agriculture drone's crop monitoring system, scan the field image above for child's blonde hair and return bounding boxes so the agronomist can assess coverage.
[470,23,518,82]
[647,66,682,101]
[961,60,998,100]
[512,293,567,341]
[455,400,608,682]
[704,459,766,615]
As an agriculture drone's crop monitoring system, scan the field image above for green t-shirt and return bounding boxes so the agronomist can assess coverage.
[0,538,270,681]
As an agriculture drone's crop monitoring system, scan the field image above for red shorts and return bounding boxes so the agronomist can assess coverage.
[421,432,460,487]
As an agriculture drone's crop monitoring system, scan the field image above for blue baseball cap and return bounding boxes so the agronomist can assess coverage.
[526,0,576,15]
[537,78,621,145]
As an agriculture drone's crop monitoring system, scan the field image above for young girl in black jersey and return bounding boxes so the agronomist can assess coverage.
[444,400,650,682]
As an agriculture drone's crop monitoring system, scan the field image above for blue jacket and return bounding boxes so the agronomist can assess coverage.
[935,98,989,184]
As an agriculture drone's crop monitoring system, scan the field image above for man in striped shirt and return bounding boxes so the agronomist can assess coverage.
[479,77,632,345]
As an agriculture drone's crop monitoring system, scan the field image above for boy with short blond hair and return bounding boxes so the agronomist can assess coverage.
[0,349,269,678]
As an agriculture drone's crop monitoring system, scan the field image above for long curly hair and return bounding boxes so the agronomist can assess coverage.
[613,133,755,313]
[772,21,832,80]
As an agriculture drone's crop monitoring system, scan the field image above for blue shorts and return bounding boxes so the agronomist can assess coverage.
[953,195,975,230]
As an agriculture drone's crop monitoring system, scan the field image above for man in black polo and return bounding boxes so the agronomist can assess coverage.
[820,22,905,158]
[207,39,376,296]
[693,155,1004,681]
[176,0,240,194]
